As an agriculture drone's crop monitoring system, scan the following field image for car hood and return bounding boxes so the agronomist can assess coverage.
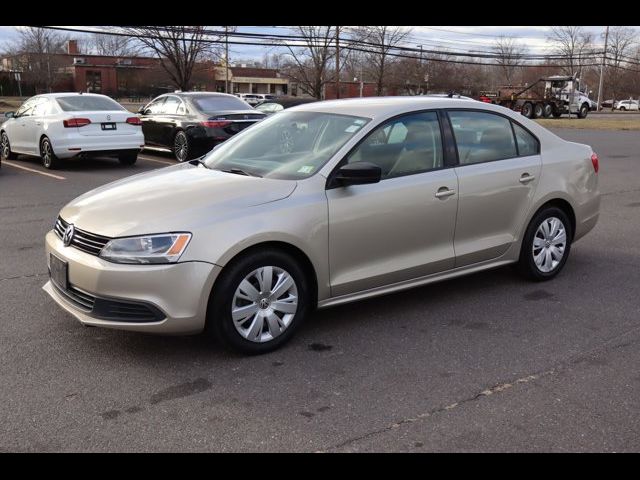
[59,162,297,238]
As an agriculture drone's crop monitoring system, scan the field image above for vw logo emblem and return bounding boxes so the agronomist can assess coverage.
[106,114,111,121]
[63,224,75,247]
[244,115,248,120]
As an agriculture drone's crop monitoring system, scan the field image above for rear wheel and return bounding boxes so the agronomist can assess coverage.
[206,249,311,355]
[118,150,138,165]
[40,137,60,169]
[1,132,17,161]
[521,102,534,119]
[517,206,572,281]
[534,103,544,118]
[173,130,191,162]
[542,103,553,118]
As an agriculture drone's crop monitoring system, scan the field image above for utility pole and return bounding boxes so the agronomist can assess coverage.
[225,26,230,94]
[359,64,363,97]
[417,45,423,95]
[335,26,340,99]
[597,25,609,111]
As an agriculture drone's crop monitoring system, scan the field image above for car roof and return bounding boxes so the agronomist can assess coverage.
[287,96,483,119]
[34,92,112,99]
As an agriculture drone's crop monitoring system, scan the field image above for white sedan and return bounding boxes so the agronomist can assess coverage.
[0,92,145,169]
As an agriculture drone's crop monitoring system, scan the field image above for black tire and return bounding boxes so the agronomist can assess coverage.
[521,102,534,119]
[552,110,563,118]
[173,130,191,162]
[40,137,60,169]
[542,103,553,118]
[206,248,311,355]
[118,150,138,165]
[1,132,17,160]
[534,102,544,118]
[577,103,589,119]
[517,206,573,281]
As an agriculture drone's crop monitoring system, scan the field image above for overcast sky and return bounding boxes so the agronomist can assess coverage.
[0,26,624,61]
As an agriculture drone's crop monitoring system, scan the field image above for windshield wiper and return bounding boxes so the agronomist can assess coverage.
[220,168,262,178]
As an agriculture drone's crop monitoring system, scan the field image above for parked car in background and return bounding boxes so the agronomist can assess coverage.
[601,99,614,109]
[234,93,263,106]
[44,97,600,354]
[613,99,639,111]
[139,92,266,162]
[254,96,319,115]
[0,93,144,169]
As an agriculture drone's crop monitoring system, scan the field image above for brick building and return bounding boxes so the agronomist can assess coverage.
[323,81,377,100]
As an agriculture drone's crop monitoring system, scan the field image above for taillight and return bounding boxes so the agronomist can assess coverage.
[63,118,91,128]
[200,120,231,128]
[126,117,142,126]
[591,153,599,173]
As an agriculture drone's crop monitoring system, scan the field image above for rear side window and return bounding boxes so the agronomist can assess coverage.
[162,96,182,115]
[449,110,517,164]
[56,95,125,112]
[193,96,253,112]
[512,123,539,156]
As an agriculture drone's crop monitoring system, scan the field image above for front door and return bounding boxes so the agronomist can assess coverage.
[326,111,458,297]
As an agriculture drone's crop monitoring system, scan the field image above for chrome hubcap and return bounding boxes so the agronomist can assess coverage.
[174,134,187,161]
[532,216,566,273]
[232,266,298,343]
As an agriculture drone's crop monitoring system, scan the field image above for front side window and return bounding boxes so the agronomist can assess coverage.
[202,111,369,180]
[146,97,166,114]
[16,97,38,117]
[449,110,517,164]
[346,111,443,179]
[162,96,182,115]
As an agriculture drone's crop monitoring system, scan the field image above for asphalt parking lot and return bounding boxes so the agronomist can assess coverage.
[1,130,639,452]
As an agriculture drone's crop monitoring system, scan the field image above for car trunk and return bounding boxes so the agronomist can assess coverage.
[65,111,140,136]
[204,110,265,135]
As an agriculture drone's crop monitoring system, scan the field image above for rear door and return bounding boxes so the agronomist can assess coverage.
[153,95,185,148]
[447,109,542,266]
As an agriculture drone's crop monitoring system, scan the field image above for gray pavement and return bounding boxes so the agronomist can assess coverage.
[0,130,639,452]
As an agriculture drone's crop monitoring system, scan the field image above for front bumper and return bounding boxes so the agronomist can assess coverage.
[43,230,221,334]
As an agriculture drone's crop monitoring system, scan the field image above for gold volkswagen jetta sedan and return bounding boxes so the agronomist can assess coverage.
[44,97,600,354]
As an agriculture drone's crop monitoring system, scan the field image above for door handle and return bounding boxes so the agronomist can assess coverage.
[435,187,456,199]
[519,173,536,184]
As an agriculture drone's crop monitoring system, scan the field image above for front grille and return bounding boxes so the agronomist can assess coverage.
[50,280,96,311]
[54,216,111,256]
[50,278,164,323]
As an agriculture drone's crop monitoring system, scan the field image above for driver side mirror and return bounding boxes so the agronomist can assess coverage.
[4,111,15,118]
[330,162,382,188]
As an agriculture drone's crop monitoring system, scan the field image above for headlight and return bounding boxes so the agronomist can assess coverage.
[99,233,192,264]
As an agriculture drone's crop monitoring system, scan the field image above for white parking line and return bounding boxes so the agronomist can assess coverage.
[2,161,66,180]
[138,155,175,165]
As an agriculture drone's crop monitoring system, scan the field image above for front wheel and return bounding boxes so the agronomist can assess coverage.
[206,249,311,354]
[1,132,17,161]
[40,137,60,169]
[517,207,573,281]
[577,103,589,118]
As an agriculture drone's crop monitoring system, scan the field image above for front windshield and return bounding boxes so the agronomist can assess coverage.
[202,110,370,180]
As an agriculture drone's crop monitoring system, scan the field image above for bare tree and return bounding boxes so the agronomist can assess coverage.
[280,26,337,99]
[354,26,411,95]
[122,26,224,91]
[493,36,525,85]
[604,26,637,102]
[10,27,69,93]
[548,26,593,77]
[90,33,141,57]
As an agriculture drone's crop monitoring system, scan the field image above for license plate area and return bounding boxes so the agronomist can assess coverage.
[50,253,68,291]
[101,122,116,131]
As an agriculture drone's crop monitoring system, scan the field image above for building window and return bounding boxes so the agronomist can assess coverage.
[86,71,102,93]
